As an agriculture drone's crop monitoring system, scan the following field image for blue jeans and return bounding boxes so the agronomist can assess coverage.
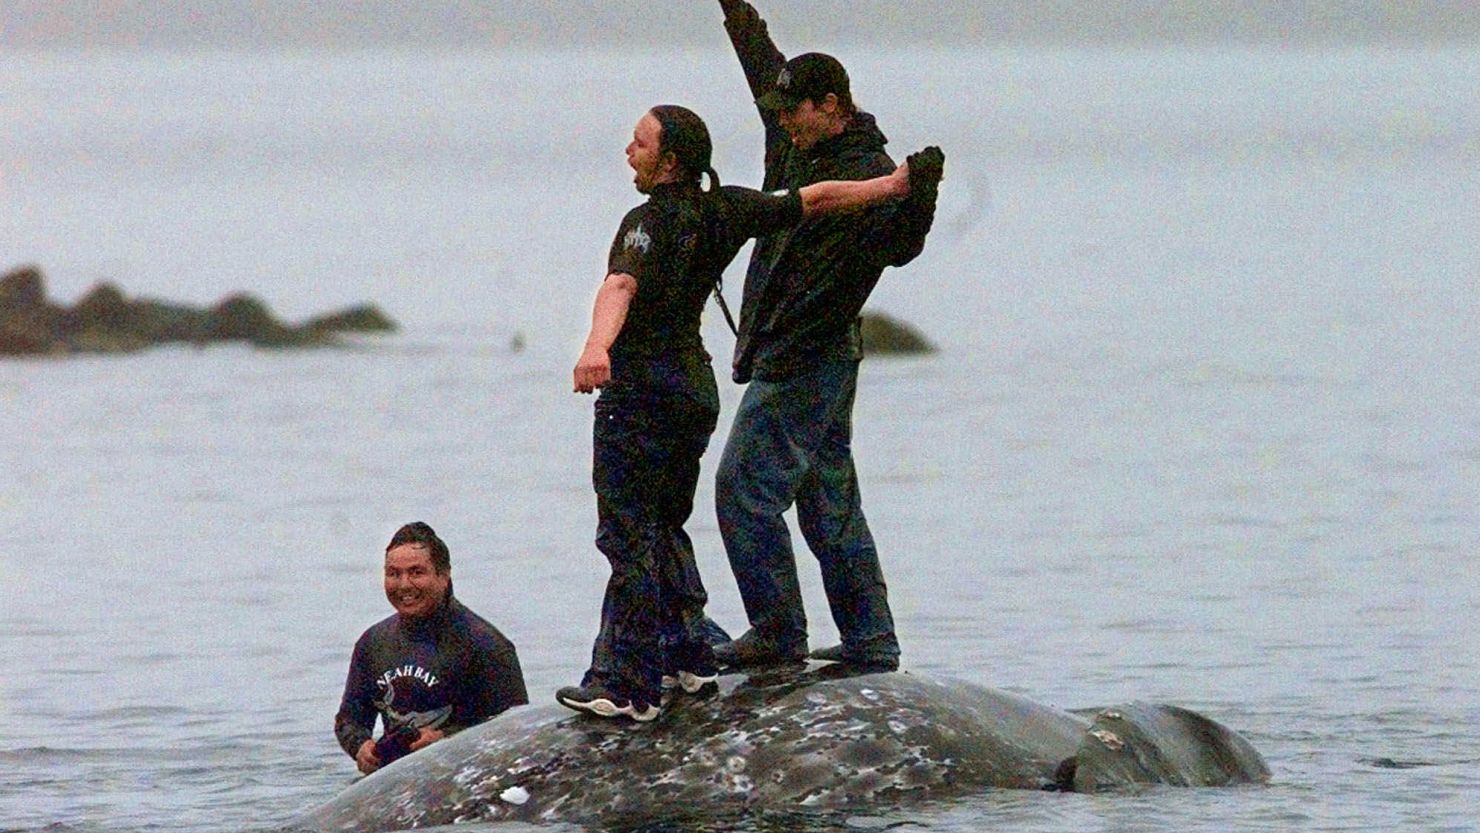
[583,389,718,702]
[715,359,899,662]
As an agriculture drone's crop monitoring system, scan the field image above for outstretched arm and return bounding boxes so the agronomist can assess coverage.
[799,162,911,217]
[573,273,637,394]
[718,0,785,105]
[721,152,936,246]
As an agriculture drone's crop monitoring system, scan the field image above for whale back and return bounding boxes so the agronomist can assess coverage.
[1070,702,1271,791]
[293,670,1088,831]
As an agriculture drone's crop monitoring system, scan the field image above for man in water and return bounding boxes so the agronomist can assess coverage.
[557,104,941,721]
[336,522,527,773]
[712,0,944,672]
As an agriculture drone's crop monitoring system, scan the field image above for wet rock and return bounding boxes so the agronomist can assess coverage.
[860,311,936,355]
[0,266,65,355]
[208,293,307,346]
[304,304,397,335]
[0,264,398,357]
[0,265,48,310]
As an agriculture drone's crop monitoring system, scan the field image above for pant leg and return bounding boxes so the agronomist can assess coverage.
[651,396,719,671]
[584,394,667,700]
[581,585,616,687]
[715,377,813,649]
[793,361,899,662]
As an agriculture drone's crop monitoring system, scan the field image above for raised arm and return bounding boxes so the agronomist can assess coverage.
[718,0,792,170]
[718,0,786,106]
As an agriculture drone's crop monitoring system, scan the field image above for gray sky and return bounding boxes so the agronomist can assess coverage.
[3,1,1478,49]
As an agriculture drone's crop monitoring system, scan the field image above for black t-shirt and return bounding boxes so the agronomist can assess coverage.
[603,181,803,401]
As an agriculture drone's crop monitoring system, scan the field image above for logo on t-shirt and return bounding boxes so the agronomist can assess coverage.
[375,664,452,729]
[623,223,652,254]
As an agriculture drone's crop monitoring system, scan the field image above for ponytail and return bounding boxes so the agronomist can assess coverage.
[650,104,718,189]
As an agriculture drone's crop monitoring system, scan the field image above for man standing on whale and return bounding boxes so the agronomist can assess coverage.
[712,0,943,672]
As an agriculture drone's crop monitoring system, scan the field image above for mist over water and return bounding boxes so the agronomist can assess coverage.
[4,1,1480,48]
[2,35,1478,833]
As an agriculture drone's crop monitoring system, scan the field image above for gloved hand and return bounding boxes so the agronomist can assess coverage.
[906,146,945,197]
[718,0,758,24]
[373,721,420,765]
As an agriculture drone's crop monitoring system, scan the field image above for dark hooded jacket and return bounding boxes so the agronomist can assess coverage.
[722,1,939,382]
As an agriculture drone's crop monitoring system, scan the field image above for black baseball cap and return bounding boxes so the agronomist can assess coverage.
[757,52,850,111]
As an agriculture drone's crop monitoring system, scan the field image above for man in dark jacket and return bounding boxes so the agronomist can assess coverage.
[335,522,527,774]
[712,0,943,672]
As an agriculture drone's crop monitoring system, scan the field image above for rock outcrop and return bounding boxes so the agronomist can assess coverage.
[860,310,936,355]
[0,265,396,357]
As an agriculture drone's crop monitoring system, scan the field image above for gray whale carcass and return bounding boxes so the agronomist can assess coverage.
[293,668,1268,831]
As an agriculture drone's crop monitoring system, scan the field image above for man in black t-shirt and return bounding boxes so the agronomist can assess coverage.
[557,105,939,720]
[335,522,526,773]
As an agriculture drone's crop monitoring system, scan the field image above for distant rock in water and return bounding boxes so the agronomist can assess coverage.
[304,305,397,335]
[0,264,397,357]
[860,310,936,355]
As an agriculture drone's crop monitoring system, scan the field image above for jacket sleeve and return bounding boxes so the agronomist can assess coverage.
[719,0,784,105]
[334,634,378,758]
[879,186,939,268]
[719,0,791,168]
[860,156,940,269]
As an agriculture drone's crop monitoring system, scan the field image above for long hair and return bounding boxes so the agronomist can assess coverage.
[649,104,720,192]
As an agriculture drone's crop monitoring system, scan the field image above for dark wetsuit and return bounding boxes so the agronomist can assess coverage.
[583,181,803,704]
[716,0,940,666]
[335,594,526,759]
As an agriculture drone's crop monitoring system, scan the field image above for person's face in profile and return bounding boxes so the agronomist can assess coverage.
[626,112,676,194]
[383,543,449,619]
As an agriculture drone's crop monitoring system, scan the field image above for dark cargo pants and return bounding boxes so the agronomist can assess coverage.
[582,389,718,702]
[715,358,899,663]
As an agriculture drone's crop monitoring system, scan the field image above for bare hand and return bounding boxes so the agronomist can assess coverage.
[887,162,912,199]
[574,345,612,393]
[409,727,445,752]
[355,739,381,775]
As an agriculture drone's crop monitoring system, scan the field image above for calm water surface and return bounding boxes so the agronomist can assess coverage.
[1,45,1477,832]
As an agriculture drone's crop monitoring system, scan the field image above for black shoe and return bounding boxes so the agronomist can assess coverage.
[810,643,845,662]
[809,642,898,672]
[842,655,899,673]
[713,630,807,669]
[555,684,660,722]
[663,640,720,693]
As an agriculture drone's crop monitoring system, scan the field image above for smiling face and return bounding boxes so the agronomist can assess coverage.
[626,112,677,194]
[384,543,450,619]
